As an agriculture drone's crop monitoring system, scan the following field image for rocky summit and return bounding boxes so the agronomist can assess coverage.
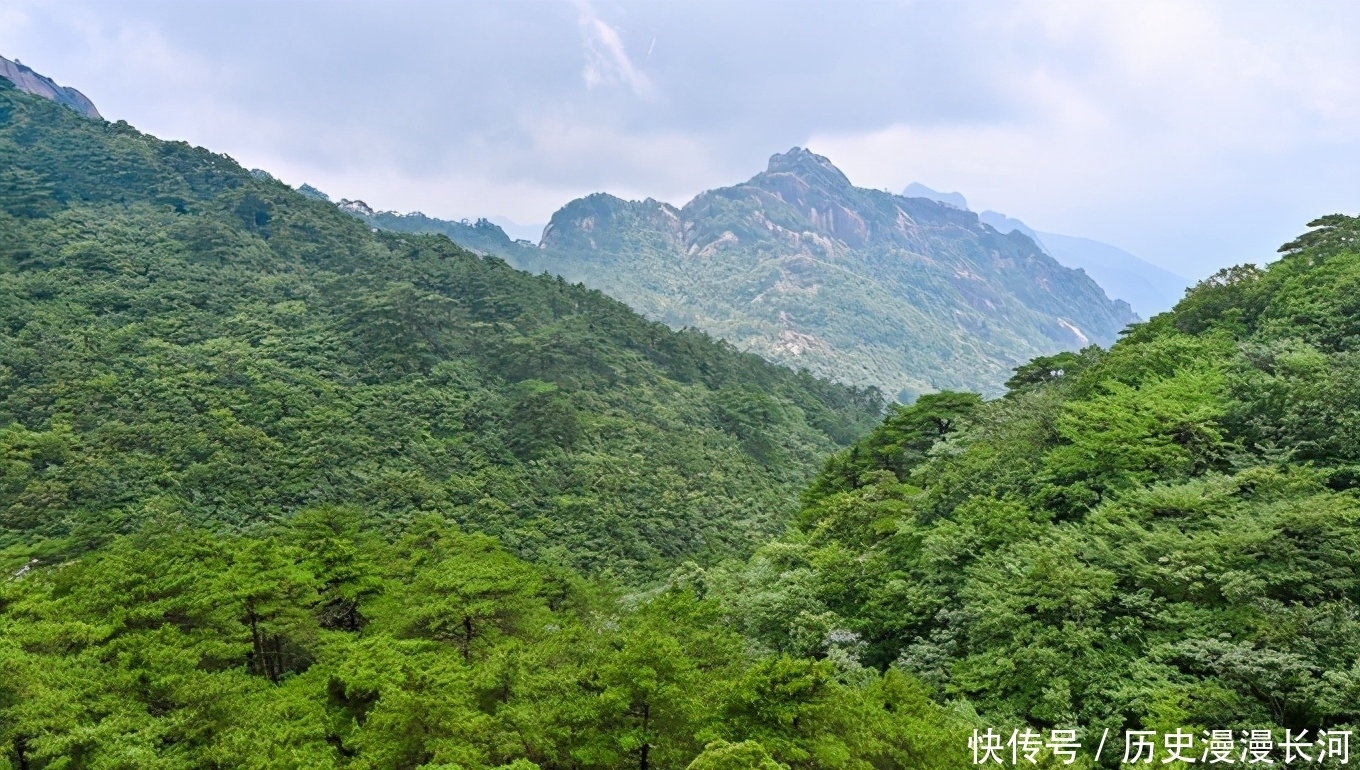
[0,55,100,119]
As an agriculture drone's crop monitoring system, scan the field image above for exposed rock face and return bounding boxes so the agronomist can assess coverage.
[539,148,1138,399]
[0,56,101,119]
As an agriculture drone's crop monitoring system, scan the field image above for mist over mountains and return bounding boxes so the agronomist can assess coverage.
[905,183,1192,317]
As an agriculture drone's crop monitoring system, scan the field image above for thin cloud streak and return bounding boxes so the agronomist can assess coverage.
[575,0,655,98]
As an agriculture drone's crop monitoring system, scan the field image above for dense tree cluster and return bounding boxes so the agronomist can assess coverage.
[1,511,966,770]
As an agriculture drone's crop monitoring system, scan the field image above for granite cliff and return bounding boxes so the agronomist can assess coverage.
[0,55,100,119]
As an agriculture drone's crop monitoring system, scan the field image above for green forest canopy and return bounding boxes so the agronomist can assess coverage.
[1,510,966,770]
[717,216,1360,744]
[2,77,1359,769]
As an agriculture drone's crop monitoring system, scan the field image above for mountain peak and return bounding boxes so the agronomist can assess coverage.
[765,147,852,189]
[0,55,101,119]
[337,198,376,217]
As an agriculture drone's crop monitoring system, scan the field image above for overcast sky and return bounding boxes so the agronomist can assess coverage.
[4,0,1359,278]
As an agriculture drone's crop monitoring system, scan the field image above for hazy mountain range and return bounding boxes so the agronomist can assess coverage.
[905,183,1192,317]
[336,150,1137,399]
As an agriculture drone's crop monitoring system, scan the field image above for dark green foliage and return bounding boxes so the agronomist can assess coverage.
[504,380,581,460]
[0,80,883,578]
[711,217,1360,748]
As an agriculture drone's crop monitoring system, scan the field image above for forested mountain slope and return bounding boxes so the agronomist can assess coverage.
[711,215,1360,740]
[0,79,883,578]
[331,151,1136,400]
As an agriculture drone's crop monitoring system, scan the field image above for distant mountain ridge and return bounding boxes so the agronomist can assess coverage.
[1028,231,1189,317]
[905,182,1190,316]
[0,55,100,119]
[902,182,967,210]
[335,197,538,258]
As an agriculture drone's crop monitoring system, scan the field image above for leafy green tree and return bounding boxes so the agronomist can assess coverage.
[686,740,788,770]
[803,391,980,504]
[1004,346,1101,394]
[219,538,321,682]
[286,505,383,631]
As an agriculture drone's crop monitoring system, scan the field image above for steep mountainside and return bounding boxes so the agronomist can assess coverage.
[0,79,883,579]
[905,183,1190,317]
[537,149,1137,399]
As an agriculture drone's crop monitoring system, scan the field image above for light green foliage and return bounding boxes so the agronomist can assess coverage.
[0,518,973,769]
[687,740,788,770]
[711,215,1360,745]
[1041,365,1228,510]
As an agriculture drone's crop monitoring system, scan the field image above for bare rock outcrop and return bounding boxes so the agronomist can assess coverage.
[1,55,101,119]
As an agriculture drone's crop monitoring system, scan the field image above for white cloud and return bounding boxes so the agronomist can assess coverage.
[256,114,724,226]
[807,0,1360,274]
[574,0,655,98]
[4,0,1359,277]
